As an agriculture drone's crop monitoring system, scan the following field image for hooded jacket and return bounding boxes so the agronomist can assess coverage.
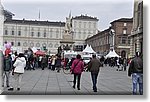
[13,57,26,73]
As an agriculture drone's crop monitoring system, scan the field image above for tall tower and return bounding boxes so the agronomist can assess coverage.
[0,0,4,47]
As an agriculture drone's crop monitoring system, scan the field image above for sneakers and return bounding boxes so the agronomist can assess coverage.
[93,90,97,92]
[72,85,75,89]
[8,87,21,91]
[17,88,20,91]
[8,88,14,91]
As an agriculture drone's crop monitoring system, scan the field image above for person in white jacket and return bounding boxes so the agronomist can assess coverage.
[8,53,26,91]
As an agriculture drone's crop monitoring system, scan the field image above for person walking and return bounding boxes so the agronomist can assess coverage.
[41,55,47,70]
[128,52,143,95]
[51,55,56,71]
[70,54,84,90]
[2,54,12,88]
[48,57,52,69]
[55,55,62,73]
[8,53,26,91]
[88,54,101,92]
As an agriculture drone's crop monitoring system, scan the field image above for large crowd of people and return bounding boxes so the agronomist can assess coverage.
[0,49,143,95]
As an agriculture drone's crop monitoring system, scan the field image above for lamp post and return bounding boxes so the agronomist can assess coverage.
[109,29,115,51]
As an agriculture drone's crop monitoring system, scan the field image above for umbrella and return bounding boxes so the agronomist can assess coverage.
[35,50,45,55]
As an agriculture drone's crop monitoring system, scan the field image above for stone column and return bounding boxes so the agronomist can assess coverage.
[129,37,134,58]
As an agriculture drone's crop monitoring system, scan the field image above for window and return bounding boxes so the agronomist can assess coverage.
[122,37,126,44]
[79,22,81,28]
[18,31,21,36]
[84,22,86,28]
[11,42,14,46]
[17,42,21,46]
[124,23,127,26]
[44,32,46,37]
[50,29,53,38]
[31,32,34,37]
[5,30,8,35]
[12,31,14,35]
[123,30,127,34]
[37,32,40,37]
[89,22,91,28]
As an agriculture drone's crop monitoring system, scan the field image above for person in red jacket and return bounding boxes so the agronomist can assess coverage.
[70,54,84,90]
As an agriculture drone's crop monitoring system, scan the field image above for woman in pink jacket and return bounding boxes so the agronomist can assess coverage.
[70,54,84,90]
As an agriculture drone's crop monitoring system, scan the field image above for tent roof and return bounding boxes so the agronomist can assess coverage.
[82,44,96,53]
[105,50,119,58]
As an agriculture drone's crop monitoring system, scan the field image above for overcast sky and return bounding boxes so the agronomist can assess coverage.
[2,0,134,31]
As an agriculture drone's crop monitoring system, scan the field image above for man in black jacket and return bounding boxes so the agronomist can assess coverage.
[2,54,12,88]
[128,52,143,95]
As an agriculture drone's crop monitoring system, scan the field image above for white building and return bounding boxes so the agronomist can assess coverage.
[1,3,99,54]
[72,15,99,51]
[0,0,4,47]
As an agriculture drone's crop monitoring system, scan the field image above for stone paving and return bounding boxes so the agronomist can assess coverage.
[1,66,132,95]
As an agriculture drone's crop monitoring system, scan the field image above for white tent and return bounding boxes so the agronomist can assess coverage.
[89,45,96,53]
[105,50,119,58]
[82,44,96,53]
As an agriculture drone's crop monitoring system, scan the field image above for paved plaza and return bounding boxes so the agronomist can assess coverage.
[1,66,132,95]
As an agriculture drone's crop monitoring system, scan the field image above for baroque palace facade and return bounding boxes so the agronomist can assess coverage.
[129,0,143,58]
[0,2,98,54]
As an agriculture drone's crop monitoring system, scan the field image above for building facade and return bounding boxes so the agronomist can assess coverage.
[1,2,99,54]
[129,0,143,58]
[110,18,133,58]
[72,15,99,51]
[0,1,4,47]
[85,18,133,58]
[85,28,110,55]
[4,19,65,54]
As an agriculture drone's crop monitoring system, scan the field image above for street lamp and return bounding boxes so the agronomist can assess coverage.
[109,29,115,51]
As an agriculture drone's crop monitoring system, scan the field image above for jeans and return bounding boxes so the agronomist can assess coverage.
[91,72,98,91]
[132,73,143,95]
[2,71,10,87]
[73,74,81,89]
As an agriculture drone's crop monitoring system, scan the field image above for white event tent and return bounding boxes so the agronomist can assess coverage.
[105,50,119,58]
[82,44,96,54]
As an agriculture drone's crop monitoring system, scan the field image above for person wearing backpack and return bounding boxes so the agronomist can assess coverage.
[128,52,143,95]
[70,54,84,90]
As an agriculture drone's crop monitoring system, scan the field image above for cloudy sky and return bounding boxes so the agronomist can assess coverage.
[2,0,134,31]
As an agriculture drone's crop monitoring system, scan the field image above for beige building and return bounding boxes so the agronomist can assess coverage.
[1,1,99,54]
[129,0,143,58]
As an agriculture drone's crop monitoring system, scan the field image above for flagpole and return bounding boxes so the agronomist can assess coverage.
[38,9,40,21]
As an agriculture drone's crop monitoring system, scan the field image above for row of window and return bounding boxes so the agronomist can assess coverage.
[9,41,59,48]
[4,30,61,38]
[73,21,96,28]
